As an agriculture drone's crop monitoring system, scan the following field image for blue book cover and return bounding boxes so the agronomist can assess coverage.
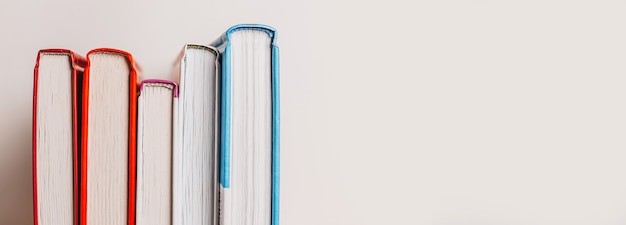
[211,24,280,225]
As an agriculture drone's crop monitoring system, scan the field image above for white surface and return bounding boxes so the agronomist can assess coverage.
[2,0,626,224]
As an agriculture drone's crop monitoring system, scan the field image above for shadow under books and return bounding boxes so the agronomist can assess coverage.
[0,109,33,224]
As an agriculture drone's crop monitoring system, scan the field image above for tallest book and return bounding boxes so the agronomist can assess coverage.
[211,24,280,225]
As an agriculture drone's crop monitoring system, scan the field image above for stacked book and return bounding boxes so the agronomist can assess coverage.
[32,24,279,225]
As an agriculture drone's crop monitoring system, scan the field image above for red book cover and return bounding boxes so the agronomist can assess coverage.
[79,48,139,225]
[33,49,87,225]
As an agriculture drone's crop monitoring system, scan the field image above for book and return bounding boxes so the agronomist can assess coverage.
[136,79,177,225]
[210,24,280,225]
[33,49,86,225]
[80,48,140,225]
[33,24,280,225]
[171,44,220,225]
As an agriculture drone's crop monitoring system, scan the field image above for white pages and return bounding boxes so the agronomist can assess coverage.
[35,52,75,225]
[221,29,273,225]
[86,52,130,225]
[172,44,219,225]
[136,81,176,225]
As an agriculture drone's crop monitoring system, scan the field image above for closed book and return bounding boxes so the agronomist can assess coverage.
[79,48,140,225]
[136,79,177,225]
[210,24,280,225]
[171,44,220,225]
[33,49,86,225]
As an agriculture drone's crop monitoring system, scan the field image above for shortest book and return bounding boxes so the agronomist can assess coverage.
[136,79,177,225]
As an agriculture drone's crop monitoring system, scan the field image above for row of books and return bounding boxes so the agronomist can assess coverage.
[32,24,279,225]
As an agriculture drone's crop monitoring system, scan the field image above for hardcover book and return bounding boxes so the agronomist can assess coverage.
[79,48,140,225]
[33,49,86,225]
[136,79,177,225]
[171,44,220,225]
[210,24,280,225]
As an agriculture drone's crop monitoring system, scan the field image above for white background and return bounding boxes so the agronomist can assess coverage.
[2,0,626,224]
